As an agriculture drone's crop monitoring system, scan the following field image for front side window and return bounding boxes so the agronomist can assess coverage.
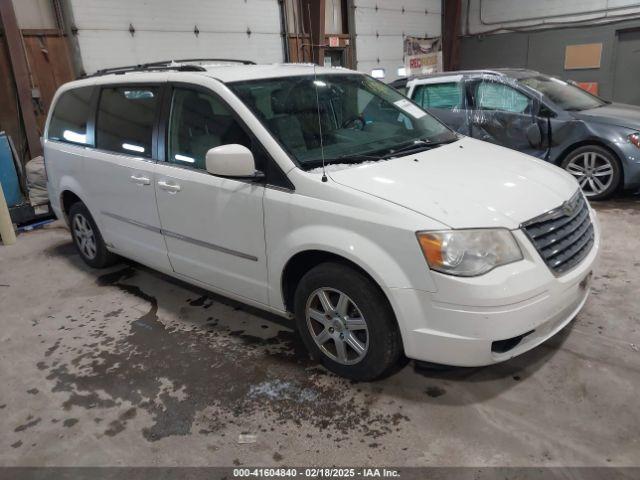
[167,88,251,170]
[473,82,531,114]
[519,75,606,111]
[48,86,94,146]
[413,82,463,110]
[229,74,456,169]
[96,86,159,156]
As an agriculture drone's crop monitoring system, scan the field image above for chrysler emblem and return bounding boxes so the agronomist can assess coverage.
[562,199,577,216]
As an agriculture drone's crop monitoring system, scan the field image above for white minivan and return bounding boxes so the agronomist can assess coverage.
[45,61,599,380]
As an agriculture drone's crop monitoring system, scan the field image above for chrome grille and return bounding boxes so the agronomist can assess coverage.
[521,191,594,275]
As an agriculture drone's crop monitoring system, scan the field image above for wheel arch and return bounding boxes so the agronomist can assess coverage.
[56,175,92,225]
[280,249,393,316]
[61,190,83,218]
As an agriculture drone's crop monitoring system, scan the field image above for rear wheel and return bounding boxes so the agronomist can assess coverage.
[294,262,403,381]
[561,146,621,200]
[69,202,118,268]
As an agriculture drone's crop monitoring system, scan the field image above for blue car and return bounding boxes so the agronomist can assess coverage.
[406,69,640,200]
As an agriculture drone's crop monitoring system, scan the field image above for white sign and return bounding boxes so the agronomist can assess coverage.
[394,99,426,119]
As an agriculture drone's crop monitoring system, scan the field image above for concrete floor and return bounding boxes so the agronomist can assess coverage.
[0,196,639,467]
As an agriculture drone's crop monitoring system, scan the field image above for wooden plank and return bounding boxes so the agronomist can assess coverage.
[23,35,74,132]
[0,37,24,162]
[0,0,42,158]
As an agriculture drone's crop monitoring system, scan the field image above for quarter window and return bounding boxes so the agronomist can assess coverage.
[96,86,159,156]
[413,82,463,109]
[167,88,251,170]
[474,82,531,114]
[48,87,94,145]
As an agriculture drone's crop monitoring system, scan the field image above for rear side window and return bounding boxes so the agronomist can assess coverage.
[413,82,463,109]
[96,86,159,157]
[48,87,94,145]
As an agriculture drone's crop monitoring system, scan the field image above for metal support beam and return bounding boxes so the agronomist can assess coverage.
[0,0,42,159]
[442,0,462,71]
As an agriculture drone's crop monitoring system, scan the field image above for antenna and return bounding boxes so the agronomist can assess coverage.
[312,64,328,183]
[307,3,328,182]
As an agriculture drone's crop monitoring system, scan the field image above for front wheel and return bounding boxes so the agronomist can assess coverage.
[561,146,621,200]
[294,262,403,381]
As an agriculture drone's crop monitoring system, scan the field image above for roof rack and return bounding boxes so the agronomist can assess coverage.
[86,63,206,78]
[163,58,256,65]
[85,58,255,78]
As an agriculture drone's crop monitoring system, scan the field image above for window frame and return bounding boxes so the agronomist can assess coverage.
[157,82,294,190]
[93,82,165,160]
[47,86,98,147]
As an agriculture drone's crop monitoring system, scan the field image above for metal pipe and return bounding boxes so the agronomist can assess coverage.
[278,0,290,62]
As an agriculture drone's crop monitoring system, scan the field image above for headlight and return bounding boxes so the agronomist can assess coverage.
[416,229,523,277]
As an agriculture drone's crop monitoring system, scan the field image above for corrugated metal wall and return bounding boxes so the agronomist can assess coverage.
[354,0,440,82]
[68,0,285,74]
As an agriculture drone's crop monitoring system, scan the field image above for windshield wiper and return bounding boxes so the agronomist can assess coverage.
[381,138,456,159]
[302,137,457,169]
[338,152,384,161]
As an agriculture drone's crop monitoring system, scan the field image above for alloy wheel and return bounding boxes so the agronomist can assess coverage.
[305,288,369,365]
[73,213,97,260]
[565,151,614,197]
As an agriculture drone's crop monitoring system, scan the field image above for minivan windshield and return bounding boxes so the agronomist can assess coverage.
[230,74,457,169]
[518,75,607,111]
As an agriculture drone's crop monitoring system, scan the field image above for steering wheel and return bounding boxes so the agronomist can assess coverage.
[341,115,366,130]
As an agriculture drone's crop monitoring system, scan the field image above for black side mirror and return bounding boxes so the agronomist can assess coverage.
[526,123,542,147]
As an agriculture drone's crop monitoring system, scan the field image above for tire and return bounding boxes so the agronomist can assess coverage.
[68,202,118,268]
[294,262,403,381]
[561,145,622,200]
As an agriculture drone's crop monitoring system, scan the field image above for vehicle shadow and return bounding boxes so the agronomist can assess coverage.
[388,324,574,405]
[591,190,640,212]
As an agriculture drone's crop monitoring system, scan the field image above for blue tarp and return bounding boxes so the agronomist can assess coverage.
[0,133,24,207]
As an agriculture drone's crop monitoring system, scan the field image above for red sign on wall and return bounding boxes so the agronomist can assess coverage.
[576,82,599,95]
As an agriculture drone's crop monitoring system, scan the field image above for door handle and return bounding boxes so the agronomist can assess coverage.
[158,180,181,193]
[130,174,150,185]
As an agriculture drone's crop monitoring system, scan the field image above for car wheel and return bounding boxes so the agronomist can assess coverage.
[561,146,621,200]
[294,262,403,381]
[69,202,118,268]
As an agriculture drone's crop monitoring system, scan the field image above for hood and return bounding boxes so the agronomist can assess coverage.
[328,137,579,229]
[573,102,640,130]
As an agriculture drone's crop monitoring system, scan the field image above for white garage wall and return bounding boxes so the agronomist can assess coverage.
[465,0,640,35]
[68,0,284,74]
[354,0,441,82]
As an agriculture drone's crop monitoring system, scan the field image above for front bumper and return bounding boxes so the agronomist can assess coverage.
[389,208,600,367]
[616,141,640,190]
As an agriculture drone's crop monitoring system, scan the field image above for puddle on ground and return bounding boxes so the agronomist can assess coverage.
[38,266,410,442]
